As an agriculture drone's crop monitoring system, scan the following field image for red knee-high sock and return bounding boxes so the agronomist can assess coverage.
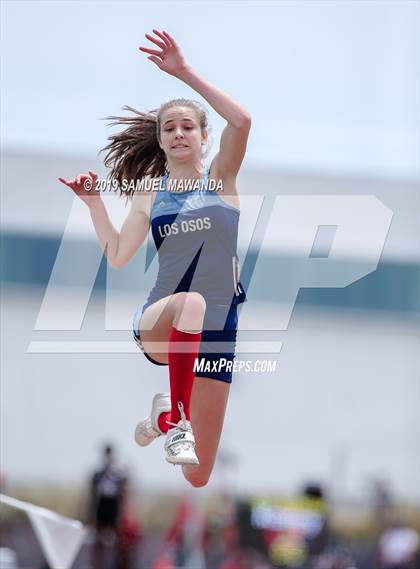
[158,326,202,432]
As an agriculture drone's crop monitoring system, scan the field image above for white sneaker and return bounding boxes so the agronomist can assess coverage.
[135,393,171,447]
[164,402,199,465]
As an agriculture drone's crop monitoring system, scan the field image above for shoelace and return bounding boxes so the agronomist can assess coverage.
[166,401,190,432]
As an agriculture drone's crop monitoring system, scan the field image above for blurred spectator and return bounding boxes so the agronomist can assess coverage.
[301,483,330,558]
[88,443,127,569]
[377,521,419,569]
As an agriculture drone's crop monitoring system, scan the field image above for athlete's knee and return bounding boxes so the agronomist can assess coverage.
[182,466,210,488]
[182,464,212,488]
[183,292,206,315]
[174,292,206,329]
[173,292,205,313]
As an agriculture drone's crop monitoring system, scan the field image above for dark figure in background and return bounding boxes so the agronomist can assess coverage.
[302,483,329,559]
[305,484,358,569]
[89,444,127,569]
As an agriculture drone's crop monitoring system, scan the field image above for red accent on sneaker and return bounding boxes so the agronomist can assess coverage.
[157,411,171,434]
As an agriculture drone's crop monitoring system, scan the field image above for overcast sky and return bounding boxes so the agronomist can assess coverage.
[1,0,419,179]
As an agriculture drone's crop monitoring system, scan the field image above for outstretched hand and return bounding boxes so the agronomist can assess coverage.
[139,29,188,76]
[58,171,101,208]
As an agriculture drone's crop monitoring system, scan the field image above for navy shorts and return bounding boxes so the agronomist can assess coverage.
[132,301,239,384]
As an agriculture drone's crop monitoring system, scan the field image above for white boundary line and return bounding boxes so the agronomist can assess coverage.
[27,341,283,354]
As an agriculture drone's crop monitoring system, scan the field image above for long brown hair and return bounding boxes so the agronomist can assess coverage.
[100,99,209,199]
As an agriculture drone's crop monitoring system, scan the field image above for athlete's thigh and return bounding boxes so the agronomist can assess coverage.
[183,377,230,485]
[138,294,183,364]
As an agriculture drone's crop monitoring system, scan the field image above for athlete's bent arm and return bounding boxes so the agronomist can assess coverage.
[176,65,251,183]
[59,171,150,269]
[89,195,150,269]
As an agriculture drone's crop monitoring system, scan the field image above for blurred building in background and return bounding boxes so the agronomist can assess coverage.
[1,148,418,502]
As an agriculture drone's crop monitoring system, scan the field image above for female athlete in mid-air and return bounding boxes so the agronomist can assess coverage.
[59,29,251,487]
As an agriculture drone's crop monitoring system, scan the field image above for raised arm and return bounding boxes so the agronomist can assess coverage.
[177,65,251,184]
[139,30,251,184]
[59,171,150,269]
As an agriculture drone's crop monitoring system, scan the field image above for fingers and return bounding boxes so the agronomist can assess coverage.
[139,30,177,65]
[88,171,98,189]
[148,56,163,67]
[139,47,163,57]
[152,29,171,48]
[59,172,98,191]
[162,30,177,48]
[58,177,75,189]
[144,33,166,50]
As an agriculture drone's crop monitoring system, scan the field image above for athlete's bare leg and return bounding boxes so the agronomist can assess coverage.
[182,377,230,487]
[137,293,229,487]
[138,291,206,362]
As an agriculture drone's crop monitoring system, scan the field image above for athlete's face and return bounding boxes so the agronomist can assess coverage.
[159,107,206,163]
